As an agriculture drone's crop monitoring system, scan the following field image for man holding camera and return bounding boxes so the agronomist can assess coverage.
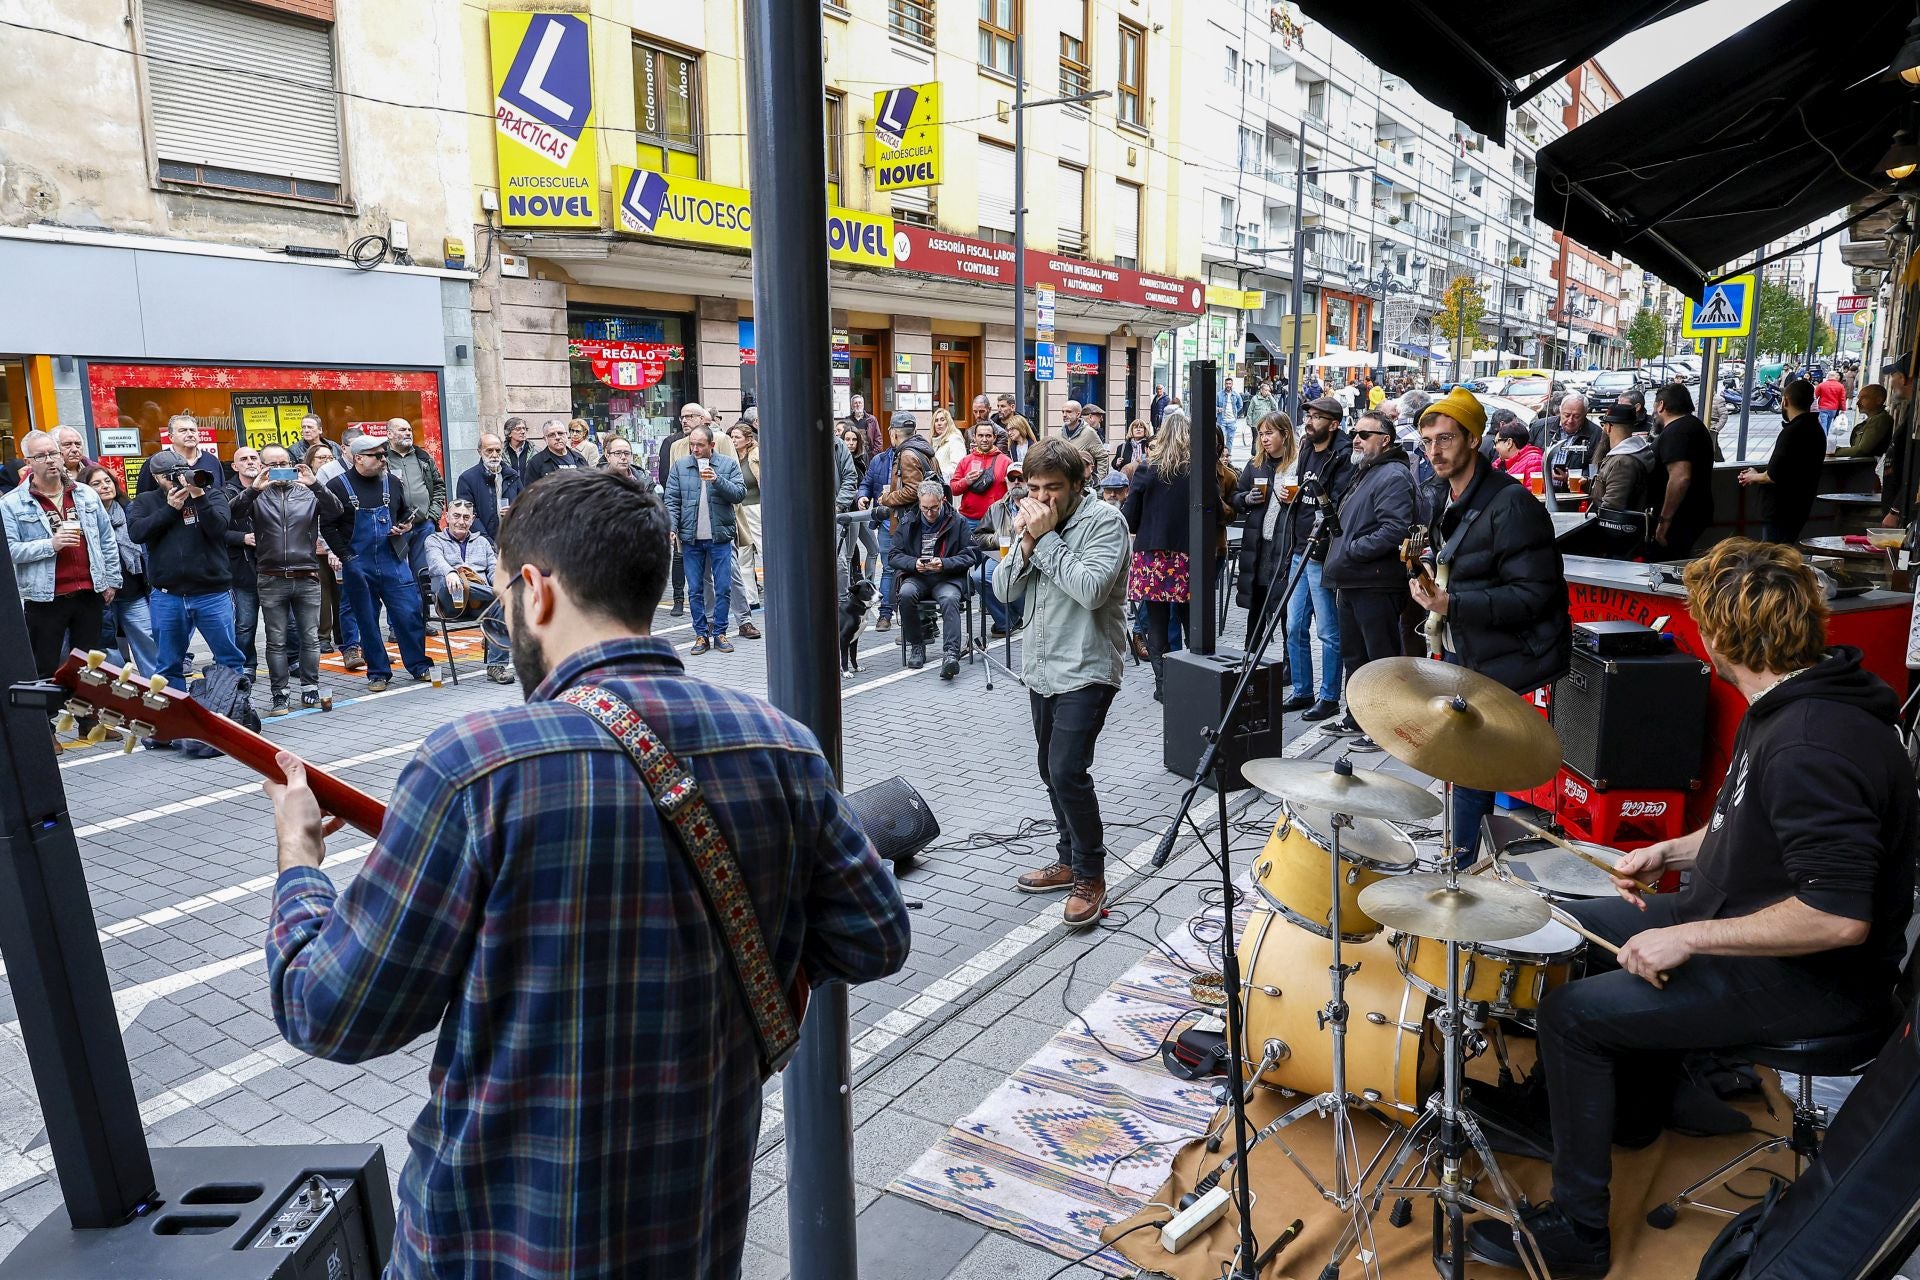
[322,437,433,692]
[135,414,226,494]
[128,452,248,691]
[231,444,343,715]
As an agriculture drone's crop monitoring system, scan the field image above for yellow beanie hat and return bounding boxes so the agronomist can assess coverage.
[1418,387,1487,440]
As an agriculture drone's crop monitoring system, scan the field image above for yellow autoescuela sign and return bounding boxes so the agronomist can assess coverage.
[489,11,599,229]
[613,166,895,268]
[868,82,941,192]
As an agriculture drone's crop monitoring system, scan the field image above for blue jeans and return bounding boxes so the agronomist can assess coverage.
[682,539,734,639]
[977,559,1023,631]
[873,522,896,618]
[150,588,247,690]
[1285,553,1341,702]
[1444,650,1497,866]
[110,594,160,677]
[1818,409,1837,434]
[232,585,259,669]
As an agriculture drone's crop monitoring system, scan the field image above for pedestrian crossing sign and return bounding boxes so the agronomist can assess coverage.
[1681,274,1754,339]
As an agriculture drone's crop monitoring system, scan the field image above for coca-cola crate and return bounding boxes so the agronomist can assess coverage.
[1555,769,1687,851]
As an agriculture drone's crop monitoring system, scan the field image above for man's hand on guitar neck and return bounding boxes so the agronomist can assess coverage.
[263,751,344,873]
[1409,573,1450,617]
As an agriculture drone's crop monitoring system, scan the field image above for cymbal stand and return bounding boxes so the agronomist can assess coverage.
[1368,795,1549,1280]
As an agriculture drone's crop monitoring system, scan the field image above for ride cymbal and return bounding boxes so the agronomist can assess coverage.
[1345,657,1562,792]
[1240,757,1442,824]
[1357,872,1552,944]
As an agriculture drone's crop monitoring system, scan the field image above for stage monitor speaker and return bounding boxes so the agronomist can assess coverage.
[0,1144,392,1279]
[1161,647,1288,791]
[1551,647,1710,791]
[847,776,939,868]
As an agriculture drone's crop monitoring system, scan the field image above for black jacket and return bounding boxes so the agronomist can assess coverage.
[1122,464,1214,555]
[504,438,534,478]
[1420,458,1570,692]
[1232,459,1284,608]
[223,478,257,591]
[1283,433,1356,562]
[230,478,344,575]
[1762,411,1829,541]
[1679,648,1915,996]
[885,501,982,586]
[654,428,685,488]
[127,484,233,595]
[320,471,416,564]
[455,461,523,540]
[523,447,588,487]
[1324,444,1416,592]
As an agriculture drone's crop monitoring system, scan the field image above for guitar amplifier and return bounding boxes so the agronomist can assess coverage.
[1161,647,1287,790]
[1550,647,1711,791]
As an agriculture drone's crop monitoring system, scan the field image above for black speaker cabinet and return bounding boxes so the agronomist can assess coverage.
[846,776,939,868]
[1161,647,1288,790]
[1551,647,1711,790]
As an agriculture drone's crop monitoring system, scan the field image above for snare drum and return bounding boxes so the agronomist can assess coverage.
[1396,918,1584,1023]
[1496,838,1625,903]
[1251,800,1418,942]
[1240,909,1438,1117]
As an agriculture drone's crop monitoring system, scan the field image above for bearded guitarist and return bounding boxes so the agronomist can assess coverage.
[1408,389,1570,867]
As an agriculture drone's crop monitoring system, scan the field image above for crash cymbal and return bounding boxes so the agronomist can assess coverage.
[1345,657,1562,792]
[1288,802,1419,866]
[1241,757,1442,824]
[1357,872,1551,944]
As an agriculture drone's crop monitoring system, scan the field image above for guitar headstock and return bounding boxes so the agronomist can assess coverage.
[1400,529,1432,580]
[47,650,216,753]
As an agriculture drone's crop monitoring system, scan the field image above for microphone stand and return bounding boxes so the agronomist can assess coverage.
[1146,484,1339,1280]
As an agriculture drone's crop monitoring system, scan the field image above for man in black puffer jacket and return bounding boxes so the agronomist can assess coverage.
[888,479,983,679]
[1322,409,1415,744]
[1409,388,1570,866]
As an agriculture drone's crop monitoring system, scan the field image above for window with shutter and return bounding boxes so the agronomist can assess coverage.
[1056,163,1085,256]
[1114,179,1140,269]
[142,0,344,202]
[977,141,1015,243]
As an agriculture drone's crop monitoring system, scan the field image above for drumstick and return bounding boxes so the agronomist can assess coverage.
[1511,817,1657,894]
[1547,903,1670,984]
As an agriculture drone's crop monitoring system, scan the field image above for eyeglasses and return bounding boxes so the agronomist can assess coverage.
[1418,432,1463,451]
[1352,429,1391,440]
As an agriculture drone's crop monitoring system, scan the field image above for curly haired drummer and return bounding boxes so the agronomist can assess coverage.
[1468,538,1917,1277]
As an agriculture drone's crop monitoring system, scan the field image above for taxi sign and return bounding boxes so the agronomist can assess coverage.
[1682,274,1754,339]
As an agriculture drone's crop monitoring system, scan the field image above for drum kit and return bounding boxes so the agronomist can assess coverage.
[1202,657,1631,1280]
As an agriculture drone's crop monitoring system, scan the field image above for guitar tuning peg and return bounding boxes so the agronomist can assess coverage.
[54,711,76,737]
[128,720,155,752]
[84,723,110,745]
[85,650,106,670]
[122,731,140,755]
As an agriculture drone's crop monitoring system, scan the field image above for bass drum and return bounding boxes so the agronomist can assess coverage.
[1239,909,1439,1120]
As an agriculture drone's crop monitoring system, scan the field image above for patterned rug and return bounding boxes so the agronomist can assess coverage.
[889,931,1223,1274]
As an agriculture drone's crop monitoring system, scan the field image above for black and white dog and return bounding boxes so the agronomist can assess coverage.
[838,577,878,673]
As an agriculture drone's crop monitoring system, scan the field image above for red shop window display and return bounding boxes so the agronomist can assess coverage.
[87,363,443,494]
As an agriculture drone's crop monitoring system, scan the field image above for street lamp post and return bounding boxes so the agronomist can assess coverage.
[1282,139,1375,416]
[1346,245,1423,393]
[1007,33,1109,423]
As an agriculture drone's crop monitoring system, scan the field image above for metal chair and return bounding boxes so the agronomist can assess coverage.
[895,575,976,672]
[417,572,483,686]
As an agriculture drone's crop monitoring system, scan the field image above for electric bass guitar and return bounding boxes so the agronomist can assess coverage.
[1399,530,1446,658]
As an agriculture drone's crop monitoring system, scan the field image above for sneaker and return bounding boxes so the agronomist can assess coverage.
[1301,699,1341,722]
[876,615,892,632]
[1466,1203,1610,1279]
[940,654,959,680]
[410,668,435,684]
[690,636,710,656]
[736,620,762,640]
[669,600,686,618]
[266,694,291,718]
[990,624,1009,638]
[713,635,734,653]
[341,646,366,672]
[1063,877,1107,928]
[1279,693,1314,713]
[1015,862,1074,894]
[301,687,320,709]
[1321,712,1362,735]
[1350,735,1382,752]
[486,664,514,684]
[367,675,390,692]
[906,643,926,669]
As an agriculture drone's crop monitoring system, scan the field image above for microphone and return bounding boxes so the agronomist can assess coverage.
[1253,1218,1305,1271]
[1149,821,1180,869]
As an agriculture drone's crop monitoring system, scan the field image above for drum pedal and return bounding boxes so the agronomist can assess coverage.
[1389,1197,1413,1228]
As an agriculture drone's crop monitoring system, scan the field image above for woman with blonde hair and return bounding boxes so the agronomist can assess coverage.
[928,407,967,477]
[566,418,601,467]
[1002,414,1036,463]
[1232,410,1300,629]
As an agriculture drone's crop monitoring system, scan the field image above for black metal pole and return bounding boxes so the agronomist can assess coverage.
[1804,248,1822,371]
[742,4,857,1276]
[1013,33,1026,420]
[1287,138,1307,418]
[1737,250,1765,459]
[0,535,156,1227]
[1189,361,1218,654]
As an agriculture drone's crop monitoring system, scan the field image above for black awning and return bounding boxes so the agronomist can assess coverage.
[1246,323,1288,361]
[1295,0,1706,144]
[1535,0,1910,298]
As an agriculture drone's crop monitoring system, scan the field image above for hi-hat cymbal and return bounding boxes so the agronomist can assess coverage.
[1345,657,1562,792]
[1357,872,1552,944]
[1240,757,1442,824]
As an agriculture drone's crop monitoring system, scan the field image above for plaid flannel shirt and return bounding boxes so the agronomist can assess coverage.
[267,636,911,1279]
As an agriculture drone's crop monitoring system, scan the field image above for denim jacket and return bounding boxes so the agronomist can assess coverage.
[2,479,123,603]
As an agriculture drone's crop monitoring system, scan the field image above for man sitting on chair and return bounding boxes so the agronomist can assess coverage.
[1468,538,1917,1277]
[423,499,511,685]
[889,479,982,680]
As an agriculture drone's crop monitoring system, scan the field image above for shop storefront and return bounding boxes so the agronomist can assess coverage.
[566,305,694,464]
[86,363,443,494]
[1023,341,1105,420]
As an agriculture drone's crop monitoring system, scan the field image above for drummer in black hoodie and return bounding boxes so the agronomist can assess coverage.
[1469,539,1918,1279]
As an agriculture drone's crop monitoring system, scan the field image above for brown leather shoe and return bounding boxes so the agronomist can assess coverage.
[1063,878,1107,928]
[689,637,710,655]
[736,620,762,639]
[1015,861,1074,894]
[1130,633,1151,662]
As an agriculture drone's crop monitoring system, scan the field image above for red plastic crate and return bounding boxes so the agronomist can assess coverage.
[1555,769,1688,851]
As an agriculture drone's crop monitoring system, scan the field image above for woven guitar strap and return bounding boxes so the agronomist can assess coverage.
[561,684,800,1073]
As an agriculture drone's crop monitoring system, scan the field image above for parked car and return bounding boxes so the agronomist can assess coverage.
[1590,369,1646,398]
[1503,375,1561,419]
